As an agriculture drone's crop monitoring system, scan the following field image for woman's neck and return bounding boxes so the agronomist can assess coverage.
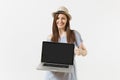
[59,29,66,37]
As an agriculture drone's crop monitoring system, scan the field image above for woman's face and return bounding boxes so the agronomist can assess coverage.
[56,14,67,30]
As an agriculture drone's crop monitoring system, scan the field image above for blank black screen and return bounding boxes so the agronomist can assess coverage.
[41,41,74,65]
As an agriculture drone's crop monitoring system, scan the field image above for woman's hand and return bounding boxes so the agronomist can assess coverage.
[74,43,87,56]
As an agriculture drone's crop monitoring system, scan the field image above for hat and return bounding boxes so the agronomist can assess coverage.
[52,6,72,20]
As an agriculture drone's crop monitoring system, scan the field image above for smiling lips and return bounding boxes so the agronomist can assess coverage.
[58,23,64,26]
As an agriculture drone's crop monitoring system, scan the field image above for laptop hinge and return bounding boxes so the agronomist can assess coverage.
[43,63,69,68]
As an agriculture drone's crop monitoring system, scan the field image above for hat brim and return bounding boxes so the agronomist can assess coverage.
[52,11,72,20]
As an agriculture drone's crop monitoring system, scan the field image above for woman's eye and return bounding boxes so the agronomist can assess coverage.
[57,17,59,20]
[62,17,66,20]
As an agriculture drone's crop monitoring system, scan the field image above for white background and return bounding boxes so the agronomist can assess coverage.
[0,0,120,80]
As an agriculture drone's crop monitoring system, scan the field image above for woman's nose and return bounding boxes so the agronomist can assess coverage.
[58,19,62,22]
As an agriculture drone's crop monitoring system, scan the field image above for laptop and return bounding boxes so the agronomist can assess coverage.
[36,41,75,73]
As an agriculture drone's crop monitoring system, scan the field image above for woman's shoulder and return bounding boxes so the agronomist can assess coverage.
[72,30,81,35]
[73,29,83,41]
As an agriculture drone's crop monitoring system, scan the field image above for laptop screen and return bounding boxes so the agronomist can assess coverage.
[41,41,74,65]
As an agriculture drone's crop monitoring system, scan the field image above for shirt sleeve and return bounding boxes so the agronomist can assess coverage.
[74,30,83,47]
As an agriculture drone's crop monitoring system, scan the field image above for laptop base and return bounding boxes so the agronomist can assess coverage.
[36,63,73,73]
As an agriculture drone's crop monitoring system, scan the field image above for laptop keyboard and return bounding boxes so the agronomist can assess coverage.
[43,63,69,68]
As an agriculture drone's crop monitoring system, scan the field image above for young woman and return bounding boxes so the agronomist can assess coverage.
[45,6,87,80]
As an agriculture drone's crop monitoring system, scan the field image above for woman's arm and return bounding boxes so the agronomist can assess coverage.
[74,43,87,56]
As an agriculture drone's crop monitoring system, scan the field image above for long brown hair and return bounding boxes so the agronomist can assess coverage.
[51,11,76,44]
